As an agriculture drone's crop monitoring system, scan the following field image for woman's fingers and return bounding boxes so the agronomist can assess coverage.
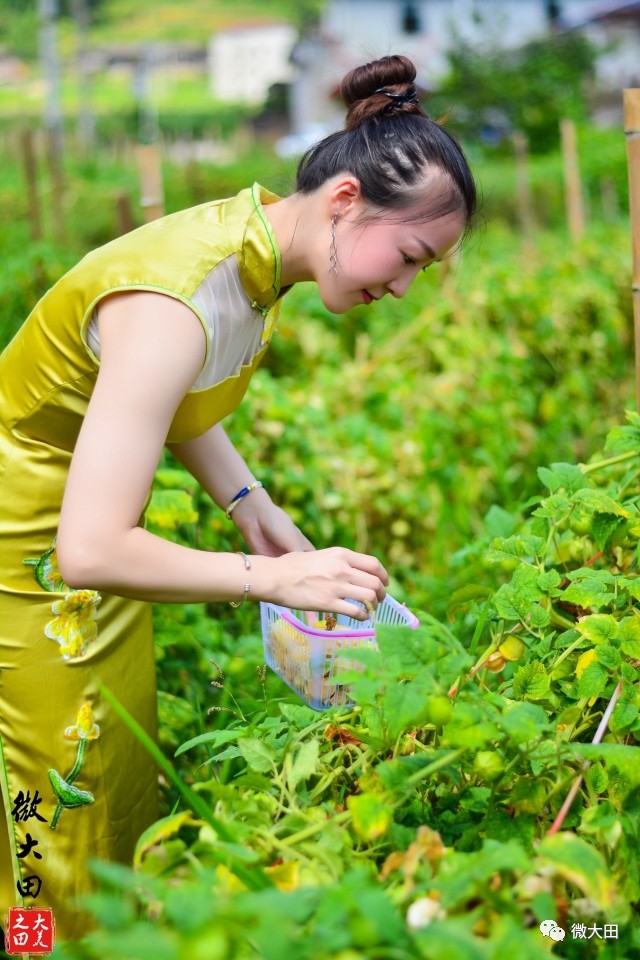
[270,546,388,616]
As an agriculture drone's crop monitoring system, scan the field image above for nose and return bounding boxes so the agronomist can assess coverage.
[387,275,413,299]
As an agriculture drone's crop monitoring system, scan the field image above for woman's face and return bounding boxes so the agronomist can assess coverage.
[317,195,465,315]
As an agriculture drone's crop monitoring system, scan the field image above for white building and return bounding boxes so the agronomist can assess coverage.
[208,22,297,104]
[286,0,640,134]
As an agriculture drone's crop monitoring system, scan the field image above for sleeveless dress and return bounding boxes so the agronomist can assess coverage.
[0,183,285,940]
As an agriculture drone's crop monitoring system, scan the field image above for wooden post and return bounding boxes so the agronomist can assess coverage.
[624,89,640,411]
[560,118,585,241]
[115,191,134,236]
[20,129,42,242]
[512,130,536,245]
[45,126,66,243]
[135,143,164,222]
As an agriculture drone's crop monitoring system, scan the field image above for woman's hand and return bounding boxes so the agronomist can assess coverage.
[261,547,389,621]
[231,488,314,556]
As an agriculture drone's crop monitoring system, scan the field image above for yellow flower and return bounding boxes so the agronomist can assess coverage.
[45,590,101,660]
[64,701,100,741]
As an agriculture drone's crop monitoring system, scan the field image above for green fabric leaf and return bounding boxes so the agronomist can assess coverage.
[48,768,95,808]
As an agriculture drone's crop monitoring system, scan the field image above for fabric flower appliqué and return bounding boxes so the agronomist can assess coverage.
[64,701,101,741]
[50,701,100,829]
[24,538,67,592]
[45,590,101,660]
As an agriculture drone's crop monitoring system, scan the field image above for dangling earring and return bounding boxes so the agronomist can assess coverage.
[329,212,339,279]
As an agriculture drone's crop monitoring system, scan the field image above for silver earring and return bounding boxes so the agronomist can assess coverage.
[329,212,339,279]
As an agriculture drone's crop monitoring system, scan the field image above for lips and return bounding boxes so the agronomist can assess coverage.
[363,290,375,305]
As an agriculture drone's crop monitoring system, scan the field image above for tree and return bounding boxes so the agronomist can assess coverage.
[433,31,597,154]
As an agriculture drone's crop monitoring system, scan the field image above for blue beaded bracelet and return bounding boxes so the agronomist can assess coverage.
[225,480,264,519]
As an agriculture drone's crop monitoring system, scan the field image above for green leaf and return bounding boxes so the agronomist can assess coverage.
[493,564,548,624]
[620,617,640,658]
[618,577,640,601]
[571,489,630,518]
[594,644,621,669]
[486,535,545,563]
[238,738,277,773]
[610,698,638,733]
[499,702,549,745]
[174,728,245,757]
[591,514,625,550]
[537,833,616,908]
[577,662,609,698]
[537,462,589,494]
[576,615,619,644]
[133,811,194,867]
[604,412,640,453]
[537,569,562,593]
[146,489,198,531]
[484,504,519,538]
[562,581,614,610]
[585,762,609,794]
[279,702,320,729]
[512,661,551,701]
[288,739,319,791]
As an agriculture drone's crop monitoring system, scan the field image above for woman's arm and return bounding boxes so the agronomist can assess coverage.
[168,425,315,556]
[56,291,387,616]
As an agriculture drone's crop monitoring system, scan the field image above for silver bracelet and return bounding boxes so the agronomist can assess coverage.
[229,551,251,608]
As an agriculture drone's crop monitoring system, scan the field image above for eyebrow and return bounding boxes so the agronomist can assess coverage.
[412,236,439,262]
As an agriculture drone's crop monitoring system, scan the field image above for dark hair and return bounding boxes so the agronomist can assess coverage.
[296,55,477,228]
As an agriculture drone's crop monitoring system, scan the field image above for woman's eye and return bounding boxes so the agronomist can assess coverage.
[403,254,416,265]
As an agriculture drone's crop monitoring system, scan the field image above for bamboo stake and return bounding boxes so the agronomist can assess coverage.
[560,118,585,241]
[512,130,536,242]
[20,129,42,242]
[624,89,640,412]
[135,143,164,222]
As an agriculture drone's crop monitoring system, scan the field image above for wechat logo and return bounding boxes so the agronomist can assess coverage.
[540,919,566,942]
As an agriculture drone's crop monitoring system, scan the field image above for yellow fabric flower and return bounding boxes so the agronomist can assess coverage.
[64,701,101,741]
[45,590,101,660]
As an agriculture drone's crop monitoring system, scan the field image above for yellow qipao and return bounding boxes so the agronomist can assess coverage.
[0,184,285,939]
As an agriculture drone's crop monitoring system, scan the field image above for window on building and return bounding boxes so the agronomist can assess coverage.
[401,1,422,35]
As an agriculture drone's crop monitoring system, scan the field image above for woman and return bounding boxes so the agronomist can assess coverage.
[0,54,476,940]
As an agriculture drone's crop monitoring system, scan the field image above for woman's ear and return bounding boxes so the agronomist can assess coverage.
[327,175,363,218]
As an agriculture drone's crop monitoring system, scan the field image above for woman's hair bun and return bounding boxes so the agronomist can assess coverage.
[341,54,423,130]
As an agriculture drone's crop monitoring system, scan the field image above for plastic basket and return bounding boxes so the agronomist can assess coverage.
[260,595,419,710]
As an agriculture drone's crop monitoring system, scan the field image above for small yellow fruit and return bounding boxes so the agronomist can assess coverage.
[498,637,525,662]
